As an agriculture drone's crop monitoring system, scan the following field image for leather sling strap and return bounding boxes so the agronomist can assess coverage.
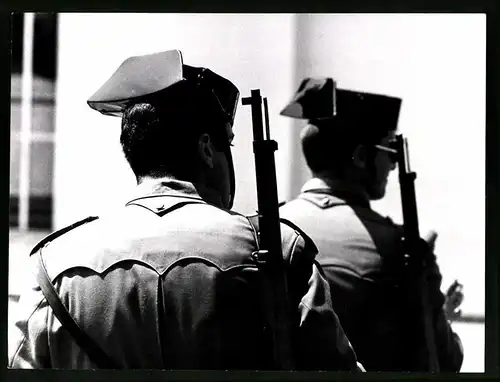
[35,250,121,369]
[32,201,203,368]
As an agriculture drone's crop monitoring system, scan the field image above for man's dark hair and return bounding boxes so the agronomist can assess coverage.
[120,83,229,180]
[301,117,394,176]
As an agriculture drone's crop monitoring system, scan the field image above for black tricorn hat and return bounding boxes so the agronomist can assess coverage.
[280,77,337,120]
[87,50,240,125]
[281,77,402,133]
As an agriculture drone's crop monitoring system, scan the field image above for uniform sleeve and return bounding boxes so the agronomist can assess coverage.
[296,261,360,371]
[393,223,463,372]
[9,252,51,369]
[425,254,464,372]
[285,229,360,371]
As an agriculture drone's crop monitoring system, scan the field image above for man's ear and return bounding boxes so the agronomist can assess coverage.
[352,144,367,169]
[198,133,214,169]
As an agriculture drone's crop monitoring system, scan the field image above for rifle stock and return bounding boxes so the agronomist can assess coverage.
[242,89,294,370]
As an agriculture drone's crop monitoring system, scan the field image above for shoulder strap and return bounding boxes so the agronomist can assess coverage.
[278,218,318,255]
[247,214,318,262]
[31,201,208,369]
[35,251,120,369]
[30,215,119,368]
[30,216,99,256]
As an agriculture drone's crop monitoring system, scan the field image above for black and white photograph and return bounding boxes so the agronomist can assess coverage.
[7,13,486,373]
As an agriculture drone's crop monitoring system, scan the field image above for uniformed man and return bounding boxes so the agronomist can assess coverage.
[279,78,464,372]
[9,52,359,370]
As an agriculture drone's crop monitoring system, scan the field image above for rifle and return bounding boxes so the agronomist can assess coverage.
[377,135,440,371]
[242,89,294,370]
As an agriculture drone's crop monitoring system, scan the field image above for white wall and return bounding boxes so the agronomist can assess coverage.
[290,13,486,316]
[55,13,297,228]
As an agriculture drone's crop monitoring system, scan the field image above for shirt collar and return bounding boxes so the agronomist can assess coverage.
[300,177,331,193]
[128,177,223,207]
[300,177,371,208]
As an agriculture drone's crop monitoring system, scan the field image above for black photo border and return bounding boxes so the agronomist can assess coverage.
[0,1,498,381]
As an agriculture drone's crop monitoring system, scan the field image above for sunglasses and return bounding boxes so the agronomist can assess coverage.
[374,135,414,174]
[374,139,399,163]
[185,66,240,127]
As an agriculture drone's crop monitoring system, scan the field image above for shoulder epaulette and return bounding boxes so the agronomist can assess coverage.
[29,216,99,257]
[244,214,318,256]
[279,217,318,254]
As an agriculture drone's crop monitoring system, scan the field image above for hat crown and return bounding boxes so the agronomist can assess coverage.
[280,77,336,120]
[281,76,402,133]
[87,50,239,125]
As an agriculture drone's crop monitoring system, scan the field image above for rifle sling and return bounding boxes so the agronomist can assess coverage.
[33,201,203,369]
[35,250,121,369]
[247,215,294,370]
